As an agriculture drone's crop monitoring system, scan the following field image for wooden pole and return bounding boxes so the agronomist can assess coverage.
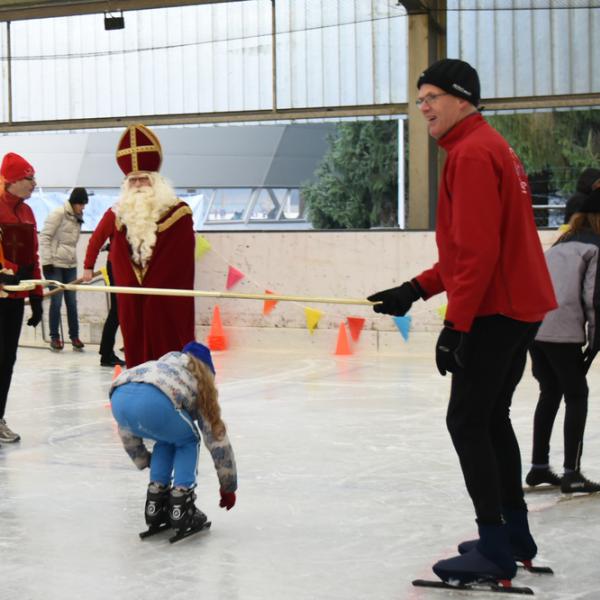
[7,279,375,307]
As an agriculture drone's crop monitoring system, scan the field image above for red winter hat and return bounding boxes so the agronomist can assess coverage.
[1,152,35,183]
[116,124,162,176]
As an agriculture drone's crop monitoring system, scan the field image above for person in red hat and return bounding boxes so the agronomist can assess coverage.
[109,124,196,368]
[0,152,44,443]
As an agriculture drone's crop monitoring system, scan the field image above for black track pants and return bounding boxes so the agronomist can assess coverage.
[446,315,540,525]
[529,341,588,471]
[0,298,25,419]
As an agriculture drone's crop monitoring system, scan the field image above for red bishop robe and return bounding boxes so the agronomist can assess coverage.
[110,201,195,368]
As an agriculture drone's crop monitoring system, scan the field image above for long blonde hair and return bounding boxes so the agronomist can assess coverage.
[187,356,226,440]
[558,212,600,244]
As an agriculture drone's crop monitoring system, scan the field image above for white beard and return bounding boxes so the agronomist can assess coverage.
[115,174,178,268]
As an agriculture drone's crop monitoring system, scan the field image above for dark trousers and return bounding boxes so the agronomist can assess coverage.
[0,298,24,419]
[529,341,588,471]
[446,315,540,525]
[99,261,120,359]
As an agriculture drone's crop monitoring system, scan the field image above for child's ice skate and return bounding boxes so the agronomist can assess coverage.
[139,482,171,539]
[168,487,211,543]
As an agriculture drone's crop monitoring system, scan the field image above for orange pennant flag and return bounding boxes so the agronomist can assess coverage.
[226,266,245,290]
[263,289,278,315]
[346,317,365,342]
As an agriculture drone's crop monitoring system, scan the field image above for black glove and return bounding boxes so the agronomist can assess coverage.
[367,280,422,316]
[27,296,43,327]
[17,264,34,280]
[583,346,598,374]
[0,271,20,285]
[435,326,467,376]
[42,264,54,279]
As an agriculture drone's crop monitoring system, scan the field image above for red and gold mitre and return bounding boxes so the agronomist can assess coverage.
[116,123,162,176]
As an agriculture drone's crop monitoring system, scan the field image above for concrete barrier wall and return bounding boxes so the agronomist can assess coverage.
[24,229,560,354]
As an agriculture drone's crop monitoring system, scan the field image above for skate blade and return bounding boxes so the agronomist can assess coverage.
[519,560,554,575]
[523,485,559,494]
[169,521,211,544]
[412,579,534,595]
[139,523,171,539]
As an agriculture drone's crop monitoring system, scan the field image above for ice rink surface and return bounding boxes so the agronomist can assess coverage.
[1,342,600,600]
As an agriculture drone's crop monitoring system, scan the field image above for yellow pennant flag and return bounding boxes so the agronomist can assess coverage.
[304,307,324,334]
[99,266,110,286]
[437,304,447,320]
[195,235,211,259]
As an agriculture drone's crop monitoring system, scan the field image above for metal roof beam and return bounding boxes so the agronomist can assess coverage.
[0,0,246,22]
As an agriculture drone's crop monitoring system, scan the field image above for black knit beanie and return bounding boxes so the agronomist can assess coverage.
[417,59,481,107]
[578,188,600,214]
[69,187,88,205]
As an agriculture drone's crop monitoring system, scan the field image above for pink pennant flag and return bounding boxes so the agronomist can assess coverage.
[226,266,245,290]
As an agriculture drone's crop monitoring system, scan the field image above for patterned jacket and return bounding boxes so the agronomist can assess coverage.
[110,352,237,493]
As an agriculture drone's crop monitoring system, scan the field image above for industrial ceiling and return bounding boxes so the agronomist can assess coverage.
[0,0,244,22]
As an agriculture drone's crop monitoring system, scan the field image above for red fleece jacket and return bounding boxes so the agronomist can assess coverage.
[414,113,557,332]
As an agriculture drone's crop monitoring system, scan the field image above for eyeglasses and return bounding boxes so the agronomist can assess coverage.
[415,92,449,108]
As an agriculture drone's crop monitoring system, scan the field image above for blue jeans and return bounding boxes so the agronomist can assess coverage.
[47,266,79,339]
[110,382,200,488]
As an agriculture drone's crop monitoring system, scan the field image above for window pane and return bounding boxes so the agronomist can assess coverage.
[206,188,250,221]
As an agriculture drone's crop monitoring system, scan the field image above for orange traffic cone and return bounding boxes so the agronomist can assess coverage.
[207,305,227,351]
[112,364,123,381]
[334,323,352,355]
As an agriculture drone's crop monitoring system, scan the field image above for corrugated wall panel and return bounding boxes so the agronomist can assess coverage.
[0,0,407,122]
[276,0,407,108]
[448,0,600,97]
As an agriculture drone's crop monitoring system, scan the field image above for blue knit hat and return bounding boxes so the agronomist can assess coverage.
[182,341,215,374]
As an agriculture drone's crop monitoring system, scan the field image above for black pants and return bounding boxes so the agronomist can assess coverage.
[99,261,120,360]
[0,298,24,419]
[446,315,540,525]
[529,341,588,471]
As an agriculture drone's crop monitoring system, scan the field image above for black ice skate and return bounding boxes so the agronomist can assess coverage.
[412,578,534,595]
[525,466,562,489]
[168,487,211,544]
[561,470,600,494]
[139,483,171,539]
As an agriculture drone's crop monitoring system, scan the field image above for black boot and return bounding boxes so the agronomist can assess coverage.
[145,482,170,529]
[435,523,517,585]
[168,487,208,534]
[458,508,537,562]
[525,466,561,487]
[561,470,600,493]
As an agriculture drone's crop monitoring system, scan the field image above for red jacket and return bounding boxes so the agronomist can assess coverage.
[84,207,116,270]
[0,191,42,299]
[415,113,557,332]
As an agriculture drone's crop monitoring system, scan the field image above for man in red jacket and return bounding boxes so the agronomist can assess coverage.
[109,124,195,368]
[368,59,557,586]
[0,152,44,443]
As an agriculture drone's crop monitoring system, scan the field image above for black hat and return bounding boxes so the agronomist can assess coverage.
[578,188,600,214]
[417,58,481,107]
[576,168,600,195]
[69,187,88,205]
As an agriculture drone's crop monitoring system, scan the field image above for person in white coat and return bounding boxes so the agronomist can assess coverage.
[39,187,88,351]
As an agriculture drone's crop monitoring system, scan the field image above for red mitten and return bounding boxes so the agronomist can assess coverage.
[219,489,236,510]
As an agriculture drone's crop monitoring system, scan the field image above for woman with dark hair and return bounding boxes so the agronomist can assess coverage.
[527,188,600,493]
[563,167,600,224]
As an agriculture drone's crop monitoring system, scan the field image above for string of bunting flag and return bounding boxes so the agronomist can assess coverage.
[193,234,447,355]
